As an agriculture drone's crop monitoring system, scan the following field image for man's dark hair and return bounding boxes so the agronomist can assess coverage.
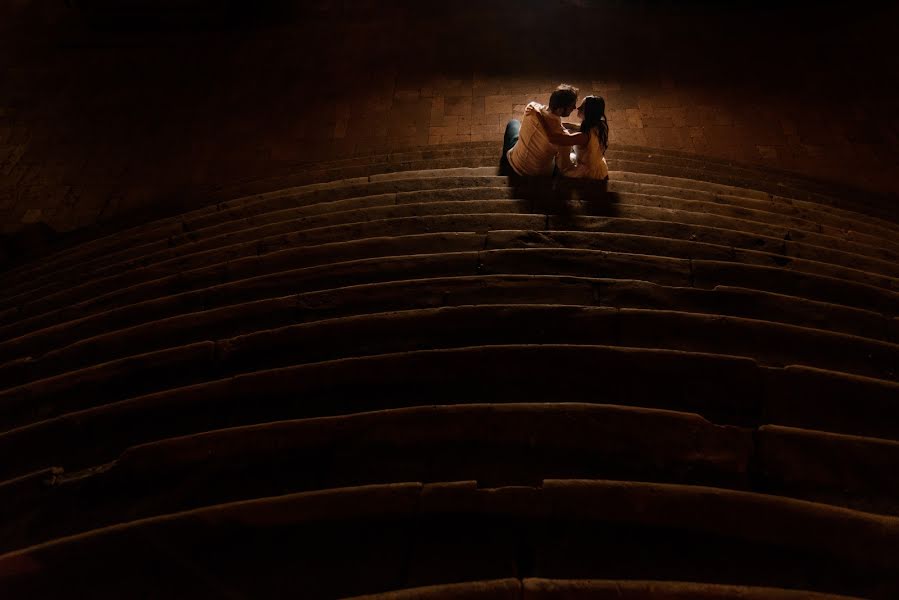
[548,84,579,110]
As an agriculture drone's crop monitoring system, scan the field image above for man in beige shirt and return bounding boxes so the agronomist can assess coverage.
[500,84,584,177]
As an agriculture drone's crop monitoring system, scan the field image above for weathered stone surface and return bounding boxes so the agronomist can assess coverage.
[547,215,787,255]
[215,305,621,374]
[480,248,692,287]
[485,229,735,261]
[0,341,216,433]
[0,403,752,555]
[762,366,899,440]
[210,252,481,309]
[732,247,899,292]
[369,166,497,182]
[757,425,899,514]
[602,281,889,340]
[1,296,299,391]
[0,287,210,362]
[0,483,422,599]
[537,479,899,570]
[348,580,520,600]
[608,176,899,248]
[0,345,765,480]
[2,232,486,333]
[693,260,899,316]
[617,308,898,380]
[522,578,861,599]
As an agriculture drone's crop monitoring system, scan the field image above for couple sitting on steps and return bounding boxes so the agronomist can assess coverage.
[499,83,609,181]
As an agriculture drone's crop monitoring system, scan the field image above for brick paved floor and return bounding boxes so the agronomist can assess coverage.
[1,0,896,235]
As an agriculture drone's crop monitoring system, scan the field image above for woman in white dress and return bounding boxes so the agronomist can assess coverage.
[533,95,609,180]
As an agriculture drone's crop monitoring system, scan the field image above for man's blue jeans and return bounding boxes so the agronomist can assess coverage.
[498,119,520,176]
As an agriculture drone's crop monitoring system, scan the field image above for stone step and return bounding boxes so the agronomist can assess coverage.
[605,149,899,234]
[605,190,899,261]
[350,578,861,600]
[0,480,896,598]
[220,140,899,231]
[214,171,898,257]
[2,199,896,334]
[0,344,767,481]
[609,157,899,227]
[762,365,899,441]
[346,579,519,600]
[7,404,898,556]
[1,275,887,394]
[206,305,896,380]
[0,169,513,298]
[2,243,896,375]
[0,402,752,554]
[6,202,897,346]
[0,339,895,482]
[7,303,896,434]
[0,172,505,301]
[483,249,899,315]
[756,425,899,515]
[216,159,899,248]
[2,164,894,307]
[191,171,899,257]
[208,143,502,199]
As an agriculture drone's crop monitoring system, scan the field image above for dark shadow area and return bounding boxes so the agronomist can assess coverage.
[509,176,620,221]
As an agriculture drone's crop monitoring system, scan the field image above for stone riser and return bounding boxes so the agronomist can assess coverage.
[3,157,896,302]
[2,344,897,484]
[2,404,898,557]
[1,481,897,599]
[3,183,897,325]
[0,275,889,393]
[2,206,897,346]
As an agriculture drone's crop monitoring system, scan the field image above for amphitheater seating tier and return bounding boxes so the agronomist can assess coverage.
[0,142,896,598]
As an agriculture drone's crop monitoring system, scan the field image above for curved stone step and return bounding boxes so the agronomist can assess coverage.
[610,158,899,227]
[3,163,896,310]
[607,178,899,256]
[0,342,218,432]
[756,425,899,515]
[609,168,899,240]
[0,345,767,480]
[4,180,899,312]
[685,256,898,315]
[7,406,896,557]
[12,206,893,340]
[0,250,484,356]
[3,242,896,373]
[346,579,520,600]
[762,366,899,441]
[173,177,899,262]
[3,202,897,337]
[521,578,863,600]
[216,164,899,253]
[1,481,896,598]
[1,275,887,394]
[0,402,752,554]
[0,174,507,303]
[349,578,861,600]
[3,302,895,438]
[6,180,897,322]
[210,171,899,259]
[211,142,501,201]
[221,140,899,233]
[2,342,894,483]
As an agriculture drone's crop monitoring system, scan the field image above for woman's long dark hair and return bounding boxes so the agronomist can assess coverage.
[579,95,609,151]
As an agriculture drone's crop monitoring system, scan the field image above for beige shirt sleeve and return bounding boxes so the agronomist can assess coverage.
[527,102,566,139]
